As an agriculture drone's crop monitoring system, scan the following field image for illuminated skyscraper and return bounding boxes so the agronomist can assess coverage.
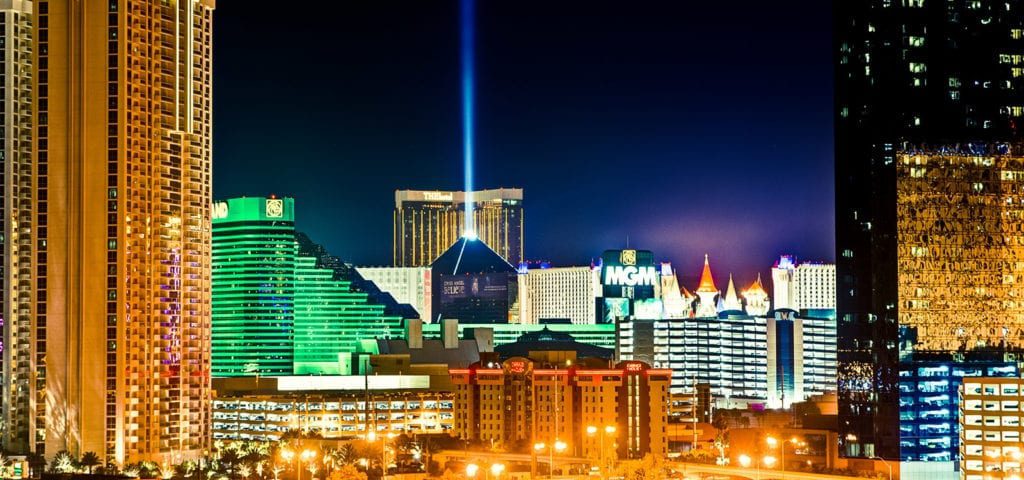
[393,188,523,267]
[0,0,33,455]
[212,197,296,377]
[13,0,216,464]
[836,0,1024,462]
[212,196,403,377]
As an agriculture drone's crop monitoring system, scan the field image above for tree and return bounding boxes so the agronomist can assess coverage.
[175,460,197,480]
[327,465,366,480]
[238,464,253,480]
[219,450,242,476]
[80,452,102,474]
[49,451,76,474]
[0,452,13,478]
[334,445,357,466]
[272,464,285,480]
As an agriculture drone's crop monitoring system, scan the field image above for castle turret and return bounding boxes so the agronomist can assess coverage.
[742,273,771,316]
[694,254,719,318]
[722,274,743,312]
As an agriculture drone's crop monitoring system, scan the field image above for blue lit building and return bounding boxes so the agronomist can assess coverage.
[898,357,1019,464]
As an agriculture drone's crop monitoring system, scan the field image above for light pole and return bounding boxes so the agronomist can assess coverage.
[738,454,759,480]
[489,463,505,480]
[466,463,479,479]
[870,456,893,480]
[587,425,617,478]
[534,440,566,479]
[280,449,296,480]
[300,450,316,480]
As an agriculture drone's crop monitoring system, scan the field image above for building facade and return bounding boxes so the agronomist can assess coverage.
[15,0,216,464]
[212,197,296,376]
[430,237,519,324]
[420,321,615,350]
[356,266,432,321]
[393,188,523,267]
[959,377,1024,480]
[653,311,836,407]
[213,196,402,377]
[771,256,835,314]
[835,0,1024,460]
[518,265,599,325]
[898,359,1018,465]
[0,0,34,456]
[451,358,669,460]
[212,376,453,442]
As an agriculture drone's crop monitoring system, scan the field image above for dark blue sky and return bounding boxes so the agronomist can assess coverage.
[213,1,833,290]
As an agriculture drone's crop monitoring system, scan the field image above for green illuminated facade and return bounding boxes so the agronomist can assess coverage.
[213,196,402,376]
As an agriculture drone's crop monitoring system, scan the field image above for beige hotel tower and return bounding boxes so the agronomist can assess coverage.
[1,0,215,465]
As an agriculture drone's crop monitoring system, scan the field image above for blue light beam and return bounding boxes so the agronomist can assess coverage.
[461,0,476,239]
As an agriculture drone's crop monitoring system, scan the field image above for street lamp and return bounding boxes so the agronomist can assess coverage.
[586,424,617,479]
[738,455,751,467]
[280,449,296,480]
[533,440,567,479]
[490,463,505,479]
[763,456,777,468]
[300,450,316,480]
[466,463,479,478]
[869,456,893,480]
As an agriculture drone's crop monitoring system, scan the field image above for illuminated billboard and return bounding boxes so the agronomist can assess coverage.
[440,273,509,304]
[601,249,656,299]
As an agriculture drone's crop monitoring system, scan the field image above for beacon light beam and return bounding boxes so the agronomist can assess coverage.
[461,0,477,240]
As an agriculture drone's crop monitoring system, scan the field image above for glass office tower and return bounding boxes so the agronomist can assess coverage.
[836,0,1024,461]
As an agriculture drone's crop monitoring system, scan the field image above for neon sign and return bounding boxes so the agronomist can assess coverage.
[603,265,657,287]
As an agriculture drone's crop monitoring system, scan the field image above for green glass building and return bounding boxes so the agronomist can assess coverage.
[213,196,402,376]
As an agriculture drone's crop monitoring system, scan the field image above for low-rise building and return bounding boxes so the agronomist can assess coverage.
[212,376,454,442]
[959,377,1024,480]
[450,357,670,461]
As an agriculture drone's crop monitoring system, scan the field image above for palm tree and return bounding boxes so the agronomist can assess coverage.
[237,464,252,480]
[49,451,76,474]
[336,445,356,466]
[0,452,13,478]
[80,452,101,474]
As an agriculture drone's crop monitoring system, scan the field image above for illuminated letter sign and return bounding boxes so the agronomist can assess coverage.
[213,201,229,220]
[603,266,658,287]
[625,362,643,372]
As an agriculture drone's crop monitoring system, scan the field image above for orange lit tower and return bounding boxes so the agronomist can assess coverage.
[33,0,215,464]
[694,254,719,318]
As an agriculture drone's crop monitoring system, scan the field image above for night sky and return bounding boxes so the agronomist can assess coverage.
[213,1,833,289]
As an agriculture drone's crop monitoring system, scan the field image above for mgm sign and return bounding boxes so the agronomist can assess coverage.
[601,249,657,299]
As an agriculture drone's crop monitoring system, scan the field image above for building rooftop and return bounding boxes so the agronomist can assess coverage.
[431,236,515,275]
[494,326,614,360]
[375,338,481,368]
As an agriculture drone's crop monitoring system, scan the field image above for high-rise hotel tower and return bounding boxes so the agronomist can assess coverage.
[0,0,35,459]
[837,0,1024,462]
[0,0,216,464]
[393,188,523,267]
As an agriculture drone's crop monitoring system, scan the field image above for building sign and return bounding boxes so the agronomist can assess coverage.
[600,249,657,299]
[423,191,455,202]
[265,199,284,218]
[213,201,229,220]
[604,265,658,287]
